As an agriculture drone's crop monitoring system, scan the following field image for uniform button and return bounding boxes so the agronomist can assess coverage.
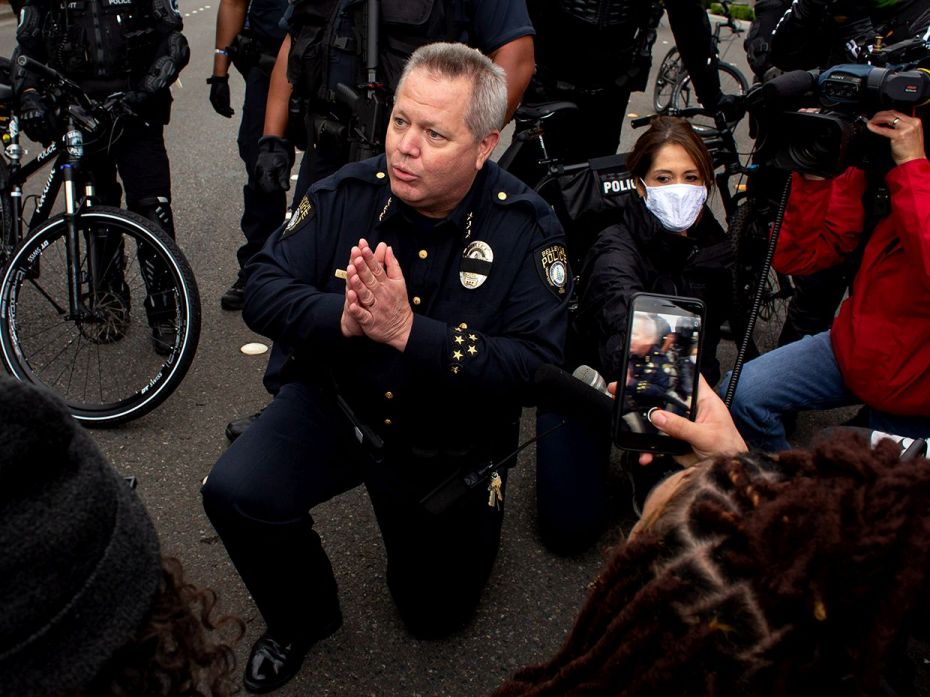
[384,391,394,400]
[412,296,421,305]
[383,418,392,426]
[497,191,507,201]
[418,249,428,260]
[376,171,386,179]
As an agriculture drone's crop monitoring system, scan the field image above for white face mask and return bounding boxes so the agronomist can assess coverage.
[641,181,707,233]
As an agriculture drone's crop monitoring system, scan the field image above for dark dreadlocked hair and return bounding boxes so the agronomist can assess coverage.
[69,557,243,697]
[495,434,930,697]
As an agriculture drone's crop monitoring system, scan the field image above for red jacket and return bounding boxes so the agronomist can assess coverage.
[774,158,930,417]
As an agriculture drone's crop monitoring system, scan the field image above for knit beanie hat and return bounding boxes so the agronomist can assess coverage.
[0,378,161,696]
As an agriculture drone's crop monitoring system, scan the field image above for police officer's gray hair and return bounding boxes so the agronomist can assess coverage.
[399,42,507,140]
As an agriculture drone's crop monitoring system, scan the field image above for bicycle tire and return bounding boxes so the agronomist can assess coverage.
[729,200,793,356]
[652,47,682,114]
[0,206,201,425]
[669,61,750,113]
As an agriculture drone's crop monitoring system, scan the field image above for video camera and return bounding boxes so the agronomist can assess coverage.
[749,37,930,177]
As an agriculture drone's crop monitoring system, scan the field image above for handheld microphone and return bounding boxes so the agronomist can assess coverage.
[533,364,613,422]
[572,364,608,395]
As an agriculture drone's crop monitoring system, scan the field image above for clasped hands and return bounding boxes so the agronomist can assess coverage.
[340,238,414,352]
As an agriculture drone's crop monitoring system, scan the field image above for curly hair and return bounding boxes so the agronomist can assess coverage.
[70,557,243,697]
[495,434,930,696]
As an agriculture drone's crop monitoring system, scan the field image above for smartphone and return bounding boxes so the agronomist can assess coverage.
[612,293,705,455]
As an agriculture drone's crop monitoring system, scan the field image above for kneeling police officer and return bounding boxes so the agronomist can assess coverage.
[201,42,570,693]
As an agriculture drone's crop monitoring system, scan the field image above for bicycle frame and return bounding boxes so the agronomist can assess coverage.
[3,112,102,323]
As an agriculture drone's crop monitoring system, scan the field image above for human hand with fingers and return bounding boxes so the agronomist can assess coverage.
[626,374,747,468]
[340,240,384,338]
[344,240,414,350]
[866,110,925,166]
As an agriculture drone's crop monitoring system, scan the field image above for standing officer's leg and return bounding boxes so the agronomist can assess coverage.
[201,381,364,691]
[222,66,287,311]
[112,120,180,353]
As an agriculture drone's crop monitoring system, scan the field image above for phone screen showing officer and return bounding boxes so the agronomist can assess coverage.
[613,293,705,455]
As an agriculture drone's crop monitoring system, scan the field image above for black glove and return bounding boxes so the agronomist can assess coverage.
[123,90,153,110]
[254,136,295,193]
[714,93,745,125]
[207,74,234,118]
[18,90,58,145]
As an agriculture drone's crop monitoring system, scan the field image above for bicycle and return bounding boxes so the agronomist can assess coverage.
[0,55,201,426]
[652,0,750,115]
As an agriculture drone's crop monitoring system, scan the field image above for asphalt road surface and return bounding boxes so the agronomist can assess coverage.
[1,8,926,697]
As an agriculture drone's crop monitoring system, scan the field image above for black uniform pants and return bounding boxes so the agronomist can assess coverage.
[82,117,176,320]
[236,66,287,279]
[202,381,509,641]
[84,117,173,232]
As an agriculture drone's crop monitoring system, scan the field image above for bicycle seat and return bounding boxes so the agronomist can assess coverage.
[514,101,580,124]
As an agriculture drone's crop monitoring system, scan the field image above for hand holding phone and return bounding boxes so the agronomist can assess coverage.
[613,293,705,455]
[636,374,748,467]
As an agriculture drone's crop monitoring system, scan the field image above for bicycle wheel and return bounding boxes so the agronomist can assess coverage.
[0,206,201,425]
[652,47,682,114]
[670,61,749,112]
[729,200,793,355]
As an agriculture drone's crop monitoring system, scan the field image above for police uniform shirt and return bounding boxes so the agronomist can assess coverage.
[245,155,570,447]
[462,0,535,55]
[629,348,673,402]
[375,0,535,93]
[247,0,288,48]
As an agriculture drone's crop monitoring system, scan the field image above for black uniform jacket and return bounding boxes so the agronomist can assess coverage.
[573,196,732,383]
[244,155,571,451]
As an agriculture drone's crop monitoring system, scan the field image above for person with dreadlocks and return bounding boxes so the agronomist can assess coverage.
[495,376,930,697]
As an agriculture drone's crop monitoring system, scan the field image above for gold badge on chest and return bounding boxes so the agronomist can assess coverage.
[460,241,494,289]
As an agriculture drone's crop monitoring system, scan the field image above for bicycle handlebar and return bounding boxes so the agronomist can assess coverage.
[630,106,711,129]
[16,55,91,109]
[15,54,143,135]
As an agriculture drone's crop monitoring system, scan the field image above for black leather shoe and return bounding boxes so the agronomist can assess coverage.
[243,634,308,694]
[243,616,342,694]
[225,407,266,442]
[220,277,245,311]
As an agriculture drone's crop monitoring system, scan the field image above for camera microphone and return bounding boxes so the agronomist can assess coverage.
[533,364,613,423]
[749,69,818,112]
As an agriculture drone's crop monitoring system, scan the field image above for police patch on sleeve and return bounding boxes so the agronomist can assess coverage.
[281,196,314,239]
[537,244,569,298]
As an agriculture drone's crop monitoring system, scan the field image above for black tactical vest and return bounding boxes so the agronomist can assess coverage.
[43,0,157,83]
[556,0,649,28]
[533,0,659,87]
[287,0,463,103]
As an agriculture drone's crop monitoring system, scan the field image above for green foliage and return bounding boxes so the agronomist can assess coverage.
[709,2,756,21]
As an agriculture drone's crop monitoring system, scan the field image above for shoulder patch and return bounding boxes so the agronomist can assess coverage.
[281,195,315,239]
[536,244,570,299]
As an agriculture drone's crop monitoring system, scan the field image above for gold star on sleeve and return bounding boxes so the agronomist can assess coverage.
[454,335,465,345]
[468,334,477,341]
[452,350,463,361]
[467,345,477,356]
